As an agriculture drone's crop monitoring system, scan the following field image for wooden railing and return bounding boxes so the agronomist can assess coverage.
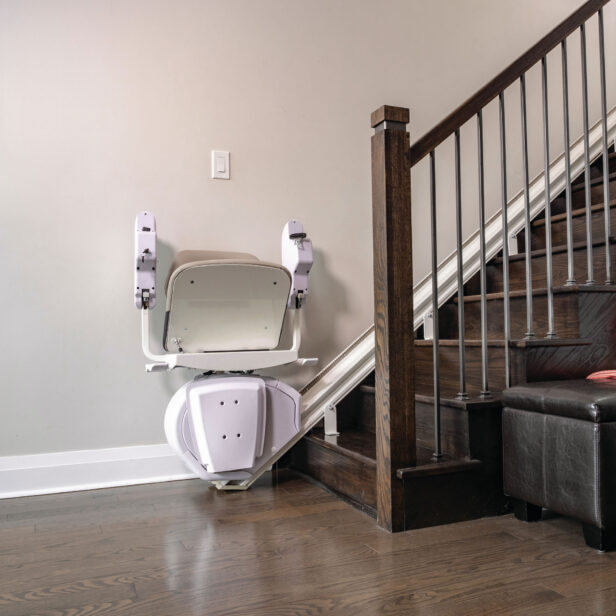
[409,0,610,166]
[370,0,613,531]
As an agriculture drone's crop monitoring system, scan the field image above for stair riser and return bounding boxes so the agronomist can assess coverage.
[571,176,616,210]
[415,345,506,398]
[290,438,376,512]
[538,173,614,218]
[521,207,616,252]
[415,399,470,459]
[487,242,616,292]
[450,292,580,340]
[336,384,375,435]
[415,343,595,398]
[570,154,616,189]
[415,398,503,462]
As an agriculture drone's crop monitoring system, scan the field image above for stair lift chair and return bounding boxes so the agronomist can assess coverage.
[134,212,317,488]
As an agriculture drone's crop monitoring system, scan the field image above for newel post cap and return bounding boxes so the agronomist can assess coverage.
[371,105,410,128]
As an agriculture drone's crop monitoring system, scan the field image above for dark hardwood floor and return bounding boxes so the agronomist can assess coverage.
[2,473,616,616]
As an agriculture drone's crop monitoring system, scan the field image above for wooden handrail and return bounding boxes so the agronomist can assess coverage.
[409,0,610,166]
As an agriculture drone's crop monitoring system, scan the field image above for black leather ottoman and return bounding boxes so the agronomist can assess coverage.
[503,380,616,551]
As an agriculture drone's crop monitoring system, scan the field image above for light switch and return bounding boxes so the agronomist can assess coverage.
[211,150,230,180]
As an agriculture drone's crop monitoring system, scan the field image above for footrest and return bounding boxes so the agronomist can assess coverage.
[187,377,266,473]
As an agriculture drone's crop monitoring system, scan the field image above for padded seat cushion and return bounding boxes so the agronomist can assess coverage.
[503,380,616,423]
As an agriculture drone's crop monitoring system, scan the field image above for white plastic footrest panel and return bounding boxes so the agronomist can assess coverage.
[164,375,301,482]
[187,377,266,473]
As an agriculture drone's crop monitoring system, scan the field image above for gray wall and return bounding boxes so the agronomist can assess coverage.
[1,0,609,456]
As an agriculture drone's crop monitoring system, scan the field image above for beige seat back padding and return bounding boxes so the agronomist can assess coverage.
[165,255,291,353]
[165,250,259,294]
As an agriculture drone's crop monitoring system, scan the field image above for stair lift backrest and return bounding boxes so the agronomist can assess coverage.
[164,250,292,353]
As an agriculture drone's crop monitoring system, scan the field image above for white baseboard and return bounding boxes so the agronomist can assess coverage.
[0,444,196,499]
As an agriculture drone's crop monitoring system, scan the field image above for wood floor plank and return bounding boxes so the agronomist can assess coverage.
[2,475,616,616]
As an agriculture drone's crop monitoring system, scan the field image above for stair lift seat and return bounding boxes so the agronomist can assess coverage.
[163,251,292,353]
[134,212,316,486]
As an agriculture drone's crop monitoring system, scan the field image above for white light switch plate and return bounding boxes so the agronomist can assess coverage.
[211,151,230,180]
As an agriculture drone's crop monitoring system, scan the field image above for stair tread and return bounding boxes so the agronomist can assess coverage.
[360,384,502,411]
[570,169,616,194]
[305,428,376,464]
[397,457,483,480]
[458,283,616,303]
[415,392,502,410]
[414,337,592,348]
[494,236,616,264]
[532,198,616,228]
[306,427,454,467]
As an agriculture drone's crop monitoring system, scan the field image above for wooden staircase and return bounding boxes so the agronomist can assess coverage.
[291,134,616,529]
[288,0,616,532]
[291,148,616,529]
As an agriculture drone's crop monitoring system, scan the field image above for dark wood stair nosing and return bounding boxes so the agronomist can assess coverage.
[458,283,616,304]
[362,385,503,411]
[397,457,482,480]
[414,337,592,348]
[532,199,616,228]
[495,236,616,264]
[415,392,502,411]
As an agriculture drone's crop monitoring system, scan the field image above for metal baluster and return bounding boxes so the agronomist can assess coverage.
[542,56,557,338]
[477,110,490,398]
[599,8,613,285]
[520,74,535,338]
[455,129,468,399]
[499,93,511,387]
[429,150,441,459]
[581,22,595,284]
[562,39,576,285]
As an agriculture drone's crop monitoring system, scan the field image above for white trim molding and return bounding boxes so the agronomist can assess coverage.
[0,444,196,499]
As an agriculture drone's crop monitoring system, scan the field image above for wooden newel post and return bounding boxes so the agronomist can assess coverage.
[370,105,416,532]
